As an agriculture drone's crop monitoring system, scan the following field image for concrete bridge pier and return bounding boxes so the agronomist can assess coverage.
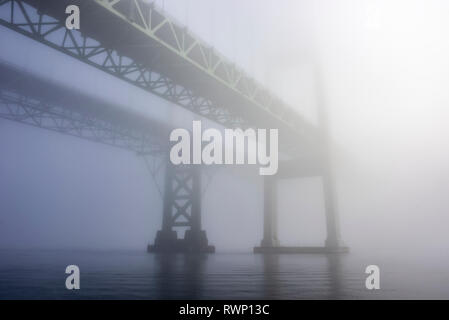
[254,160,348,254]
[260,176,280,248]
[148,163,215,253]
[322,169,343,249]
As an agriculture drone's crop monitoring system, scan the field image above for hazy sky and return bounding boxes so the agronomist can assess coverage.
[1,0,449,255]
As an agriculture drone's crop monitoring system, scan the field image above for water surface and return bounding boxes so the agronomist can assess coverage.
[0,249,448,299]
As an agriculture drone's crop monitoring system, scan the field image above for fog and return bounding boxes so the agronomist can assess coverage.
[1,0,449,257]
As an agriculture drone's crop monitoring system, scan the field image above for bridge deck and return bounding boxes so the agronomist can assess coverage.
[0,0,324,158]
[0,62,323,176]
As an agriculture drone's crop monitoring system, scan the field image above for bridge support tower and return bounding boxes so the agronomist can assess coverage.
[260,176,280,248]
[148,164,215,253]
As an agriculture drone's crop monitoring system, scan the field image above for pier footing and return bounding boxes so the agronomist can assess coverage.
[147,230,215,253]
[253,246,349,254]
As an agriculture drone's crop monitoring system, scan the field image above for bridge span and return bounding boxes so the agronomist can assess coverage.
[0,0,346,253]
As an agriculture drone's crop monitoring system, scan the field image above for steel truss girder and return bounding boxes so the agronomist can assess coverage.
[93,0,299,125]
[0,88,165,156]
[0,0,245,129]
[0,0,320,156]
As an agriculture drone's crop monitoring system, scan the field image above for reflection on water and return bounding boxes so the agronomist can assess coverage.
[0,249,449,299]
[327,254,342,299]
[262,254,280,299]
[154,254,207,299]
[151,253,346,299]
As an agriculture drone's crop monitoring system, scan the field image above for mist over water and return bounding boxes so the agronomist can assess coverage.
[1,0,449,299]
